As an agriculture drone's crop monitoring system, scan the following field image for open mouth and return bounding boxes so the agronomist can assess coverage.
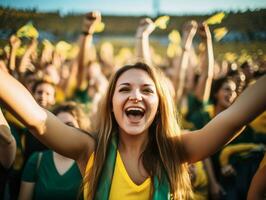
[125,107,145,122]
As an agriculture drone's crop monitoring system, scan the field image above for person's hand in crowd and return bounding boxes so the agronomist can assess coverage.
[181,20,198,48]
[8,35,21,72]
[209,181,226,200]
[221,164,237,177]
[197,22,211,40]
[9,35,21,49]
[136,18,155,38]
[18,38,38,74]
[82,11,101,35]
[135,18,155,66]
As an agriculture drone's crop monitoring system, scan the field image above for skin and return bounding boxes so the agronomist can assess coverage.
[33,83,56,109]
[247,163,266,200]
[112,69,159,137]
[215,80,237,112]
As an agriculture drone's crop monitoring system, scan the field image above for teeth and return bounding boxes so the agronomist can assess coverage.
[126,108,144,112]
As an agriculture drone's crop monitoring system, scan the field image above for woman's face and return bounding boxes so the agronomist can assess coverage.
[57,112,79,128]
[216,80,237,109]
[112,69,159,136]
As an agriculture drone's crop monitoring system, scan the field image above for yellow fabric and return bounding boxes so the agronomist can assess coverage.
[204,104,215,118]
[109,151,151,199]
[84,152,151,200]
[219,143,259,166]
[250,112,266,133]
[55,87,65,103]
[192,161,208,200]
[84,153,94,200]
[4,110,25,128]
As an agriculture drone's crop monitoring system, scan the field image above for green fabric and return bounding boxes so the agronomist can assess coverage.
[73,89,92,104]
[189,109,211,130]
[186,93,210,121]
[72,89,93,114]
[22,150,82,200]
[95,133,170,200]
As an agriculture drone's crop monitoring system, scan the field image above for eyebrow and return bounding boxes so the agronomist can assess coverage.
[118,83,154,87]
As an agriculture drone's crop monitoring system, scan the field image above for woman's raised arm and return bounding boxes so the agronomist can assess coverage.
[0,69,94,162]
[182,75,266,163]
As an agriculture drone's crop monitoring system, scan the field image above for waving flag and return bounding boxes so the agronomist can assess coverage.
[95,22,105,33]
[155,16,170,30]
[17,22,39,39]
[214,27,228,41]
[204,12,226,25]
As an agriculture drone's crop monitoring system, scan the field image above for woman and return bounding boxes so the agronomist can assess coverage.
[0,62,265,199]
[189,77,238,199]
[18,102,87,200]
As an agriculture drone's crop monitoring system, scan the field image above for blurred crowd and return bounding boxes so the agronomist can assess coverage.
[0,11,265,200]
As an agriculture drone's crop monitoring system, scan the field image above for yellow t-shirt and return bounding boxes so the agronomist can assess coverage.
[84,151,151,200]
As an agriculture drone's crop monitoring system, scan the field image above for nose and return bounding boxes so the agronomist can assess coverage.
[129,89,142,102]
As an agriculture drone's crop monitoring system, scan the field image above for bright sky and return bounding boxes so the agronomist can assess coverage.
[1,0,265,16]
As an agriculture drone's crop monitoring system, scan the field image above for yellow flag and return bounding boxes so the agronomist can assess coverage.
[95,22,105,33]
[42,39,54,50]
[155,16,170,30]
[17,23,39,39]
[214,27,228,41]
[66,45,79,59]
[55,41,72,58]
[55,41,72,52]
[204,12,226,25]
[168,30,181,44]
[167,43,181,58]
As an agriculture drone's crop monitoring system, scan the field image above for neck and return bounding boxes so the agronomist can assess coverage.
[53,151,73,161]
[118,130,149,156]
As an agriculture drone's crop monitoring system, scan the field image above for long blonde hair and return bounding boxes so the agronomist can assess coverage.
[84,62,192,199]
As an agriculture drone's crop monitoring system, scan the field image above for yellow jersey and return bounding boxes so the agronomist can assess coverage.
[84,151,151,200]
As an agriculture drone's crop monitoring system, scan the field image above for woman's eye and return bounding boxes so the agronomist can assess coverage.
[143,88,154,93]
[119,87,130,92]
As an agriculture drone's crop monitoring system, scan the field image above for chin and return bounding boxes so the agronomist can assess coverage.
[120,126,147,136]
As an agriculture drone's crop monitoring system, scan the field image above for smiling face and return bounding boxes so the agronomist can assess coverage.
[216,80,237,109]
[112,68,159,136]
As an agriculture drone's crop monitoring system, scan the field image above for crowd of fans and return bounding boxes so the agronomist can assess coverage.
[0,11,265,200]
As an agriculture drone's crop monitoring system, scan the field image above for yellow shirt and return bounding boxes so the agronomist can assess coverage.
[84,151,151,200]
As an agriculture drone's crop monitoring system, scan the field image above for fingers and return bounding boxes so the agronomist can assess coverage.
[9,35,21,48]
[85,11,101,22]
[136,18,155,37]
[221,164,237,176]
[197,22,211,39]
[82,11,101,34]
